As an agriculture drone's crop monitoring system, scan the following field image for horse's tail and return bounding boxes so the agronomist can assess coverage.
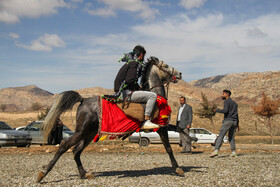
[42,90,83,142]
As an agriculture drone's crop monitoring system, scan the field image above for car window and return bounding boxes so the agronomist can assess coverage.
[189,129,195,133]
[27,122,43,131]
[197,129,211,134]
[0,122,13,130]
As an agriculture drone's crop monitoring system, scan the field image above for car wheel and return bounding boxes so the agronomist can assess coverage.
[139,138,150,147]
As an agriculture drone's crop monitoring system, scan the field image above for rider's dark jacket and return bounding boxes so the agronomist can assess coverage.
[114,60,141,93]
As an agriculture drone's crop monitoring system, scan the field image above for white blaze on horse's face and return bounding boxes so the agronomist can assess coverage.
[156,61,182,83]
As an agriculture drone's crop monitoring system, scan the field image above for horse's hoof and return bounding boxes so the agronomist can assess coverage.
[36,171,45,183]
[85,172,95,179]
[175,168,185,176]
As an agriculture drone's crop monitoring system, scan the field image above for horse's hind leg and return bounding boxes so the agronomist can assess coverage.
[73,132,97,179]
[157,127,184,176]
[36,133,83,183]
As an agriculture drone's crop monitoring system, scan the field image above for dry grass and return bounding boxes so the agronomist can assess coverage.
[1,105,279,136]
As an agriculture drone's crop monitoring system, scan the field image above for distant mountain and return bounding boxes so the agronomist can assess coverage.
[0,71,279,135]
[189,71,280,104]
[0,85,54,111]
[0,71,279,111]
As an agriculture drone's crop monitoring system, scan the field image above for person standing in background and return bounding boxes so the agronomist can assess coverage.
[48,118,63,145]
[210,89,239,158]
[176,96,193,154]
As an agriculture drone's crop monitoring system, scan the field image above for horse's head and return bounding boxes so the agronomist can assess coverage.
[141,56,182,96]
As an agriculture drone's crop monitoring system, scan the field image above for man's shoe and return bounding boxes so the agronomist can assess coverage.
[141,120,160,130]
[210,152,218,158]
[231,153,238,157]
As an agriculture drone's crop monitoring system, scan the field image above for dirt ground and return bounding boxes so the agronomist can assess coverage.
[0,142,279,186]
[1,138,280,154]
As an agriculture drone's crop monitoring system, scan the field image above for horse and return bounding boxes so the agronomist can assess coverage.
[37,56,191,183]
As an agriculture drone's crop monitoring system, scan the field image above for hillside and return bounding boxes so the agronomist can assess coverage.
[0,85,54,111]
[0,71,279,136]
[189,71,280,104]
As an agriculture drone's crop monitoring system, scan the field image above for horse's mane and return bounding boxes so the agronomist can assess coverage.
[140,56,159,90]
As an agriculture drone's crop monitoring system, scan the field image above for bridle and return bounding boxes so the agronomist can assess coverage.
[156,61,177,83]
[142,58,177,99]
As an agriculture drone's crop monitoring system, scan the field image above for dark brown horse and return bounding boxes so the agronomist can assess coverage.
[37,57,192,183]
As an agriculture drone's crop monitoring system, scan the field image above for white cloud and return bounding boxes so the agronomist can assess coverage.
[70,0,83,3]
[247,27,268,38]
[9,32,19,39]
[87,7,115,17]
[70,13,280,82]
[16,34,65,52]
[0,0,67,24]
[86,0,159,21]
[179,0,207,10]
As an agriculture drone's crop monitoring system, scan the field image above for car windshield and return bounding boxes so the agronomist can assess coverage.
[0,122,13,130]
[26,122,43,131]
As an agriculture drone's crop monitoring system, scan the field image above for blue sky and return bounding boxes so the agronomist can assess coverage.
[0,0,279,93]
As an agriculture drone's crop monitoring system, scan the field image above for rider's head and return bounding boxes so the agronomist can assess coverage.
[133,45,146,61]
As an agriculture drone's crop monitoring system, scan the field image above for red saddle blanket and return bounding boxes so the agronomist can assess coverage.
[95,95,171,141]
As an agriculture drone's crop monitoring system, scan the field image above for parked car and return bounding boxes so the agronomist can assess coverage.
[15,126,26,131]
[19,121,74,145]
[129,127,228,147]
[0,121,32,148]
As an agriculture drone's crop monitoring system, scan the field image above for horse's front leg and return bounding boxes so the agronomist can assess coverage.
[157,127,184,176]
[36,133,83,183]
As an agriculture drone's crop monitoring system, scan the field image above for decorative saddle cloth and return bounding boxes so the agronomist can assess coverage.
[93,95,171,142]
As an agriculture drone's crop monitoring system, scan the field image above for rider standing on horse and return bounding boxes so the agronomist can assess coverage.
[114,45,160,130]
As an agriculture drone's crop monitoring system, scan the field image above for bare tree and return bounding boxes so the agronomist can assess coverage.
[31,102,43,111]
[1,104,7,112]
[196,92,217,130]
[252,93,280,144]
[37,107,50,120]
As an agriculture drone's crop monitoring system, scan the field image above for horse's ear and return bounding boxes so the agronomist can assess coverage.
[148,56,159,65]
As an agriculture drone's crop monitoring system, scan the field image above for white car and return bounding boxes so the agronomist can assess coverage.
[129,128,228,147]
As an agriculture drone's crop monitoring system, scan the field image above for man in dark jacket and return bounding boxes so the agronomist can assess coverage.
[176,96,193,153]
[210,89,239,158]
[114,45,159,130]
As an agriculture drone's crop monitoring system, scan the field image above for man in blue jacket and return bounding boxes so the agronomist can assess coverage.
[176,96,193,153]
[210,89,239,158]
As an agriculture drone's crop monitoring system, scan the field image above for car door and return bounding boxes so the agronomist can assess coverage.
[167,131,180,143]
[196,129,216,143]
[25,122,44,144]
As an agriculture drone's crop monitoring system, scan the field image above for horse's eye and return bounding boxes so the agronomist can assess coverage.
[165,65,169,68]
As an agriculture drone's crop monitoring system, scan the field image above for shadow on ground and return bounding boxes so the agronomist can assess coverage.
[94,166,207,178]
[41,166,207,184]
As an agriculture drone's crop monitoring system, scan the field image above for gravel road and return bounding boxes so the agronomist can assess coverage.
[0,150,280,186]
